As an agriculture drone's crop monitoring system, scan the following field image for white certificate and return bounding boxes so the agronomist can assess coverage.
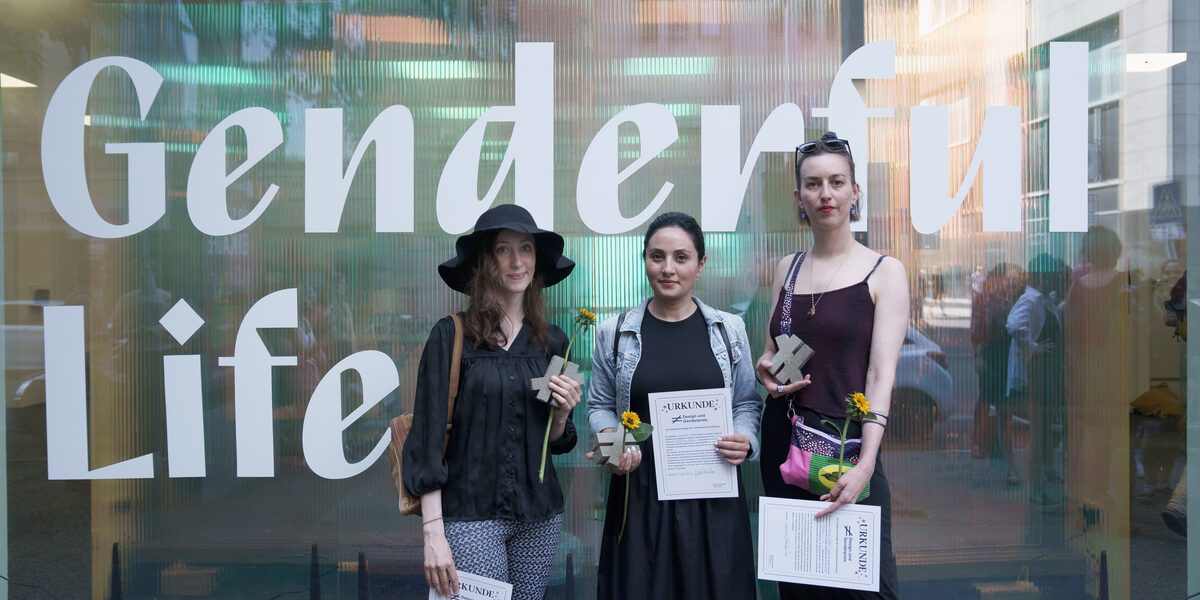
[757,497,881,592]
[428,570,513,600]
[647,387,738,501]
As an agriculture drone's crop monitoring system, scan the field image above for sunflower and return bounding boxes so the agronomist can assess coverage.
[851,392,869,415]
[621,411,641,430]
[576,308,598,326]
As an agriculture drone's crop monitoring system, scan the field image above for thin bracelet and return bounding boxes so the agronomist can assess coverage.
[864,420,887,430]
[422,516,444,526]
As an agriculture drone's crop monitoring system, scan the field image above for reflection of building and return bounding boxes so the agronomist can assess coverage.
[860,1,1195,599]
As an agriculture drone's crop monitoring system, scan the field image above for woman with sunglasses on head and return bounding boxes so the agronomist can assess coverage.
[403,204,583,600]
[586,211,762,600]
[757,132,908,599]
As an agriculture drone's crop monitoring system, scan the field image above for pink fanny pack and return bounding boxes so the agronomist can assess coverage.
[780,409,870,502]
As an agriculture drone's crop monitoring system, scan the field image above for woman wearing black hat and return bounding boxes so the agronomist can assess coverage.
[402,204,582,600]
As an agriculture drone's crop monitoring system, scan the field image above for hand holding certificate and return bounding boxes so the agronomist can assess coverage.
[428,570,513,600]
[757,497,881,592]
[647,387,738,500]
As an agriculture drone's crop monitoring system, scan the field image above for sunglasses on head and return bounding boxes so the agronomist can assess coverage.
[795,136,851,155]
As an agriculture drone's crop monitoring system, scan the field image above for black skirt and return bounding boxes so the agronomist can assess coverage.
[596,308,756,599]
[596,439,757,600]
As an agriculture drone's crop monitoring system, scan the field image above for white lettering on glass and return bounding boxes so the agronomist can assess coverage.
[909,105,1021,234]
[811,40,897,231]
[41,57,165,239]
[187,107,283,236]
[700,103,805,232]
[437,42,554,234]
[1050,42,1088,232]
[302,351,399,479]
[577,103,679,234]
[217,288,298,477]
[304,105,415,232]
[45,306,154,479]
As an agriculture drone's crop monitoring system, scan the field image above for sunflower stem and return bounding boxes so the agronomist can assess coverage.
[618,474,630,543]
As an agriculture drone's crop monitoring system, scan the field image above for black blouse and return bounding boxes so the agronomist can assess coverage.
[402,315,578,522]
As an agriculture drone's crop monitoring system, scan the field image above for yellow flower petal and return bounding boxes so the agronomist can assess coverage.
[621,411,641,429]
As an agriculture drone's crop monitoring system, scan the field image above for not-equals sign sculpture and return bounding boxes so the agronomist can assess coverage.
[591,430,628,467]
[771,334,814,384]
[530,355,586,404]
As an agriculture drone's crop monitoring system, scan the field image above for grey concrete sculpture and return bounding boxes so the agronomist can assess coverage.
[530,355,586,403]
[771,334,814,384]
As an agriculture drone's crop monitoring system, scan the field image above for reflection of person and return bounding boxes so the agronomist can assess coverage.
[1159,270,1187,536]
[402,205,582,600]
[111,261,174,351]
[1009,254,1068,501]
[970,263,1022,462]
[756,132,908,599]
[1063,225,1131,595]
[585,212,761,600]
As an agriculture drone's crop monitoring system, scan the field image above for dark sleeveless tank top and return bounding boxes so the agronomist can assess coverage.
[768,253,885,418]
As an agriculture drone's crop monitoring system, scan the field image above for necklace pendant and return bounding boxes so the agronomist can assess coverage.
[806,308,816,319]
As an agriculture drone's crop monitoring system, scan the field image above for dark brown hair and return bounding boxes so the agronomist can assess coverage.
[794,131,860,224]
[462,232,550,349]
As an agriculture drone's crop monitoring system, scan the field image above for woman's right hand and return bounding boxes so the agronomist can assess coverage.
[586,428,643,474]
[423,520,457,597]
[756,356,811,398]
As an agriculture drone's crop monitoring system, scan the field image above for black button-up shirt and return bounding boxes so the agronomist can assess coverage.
[402,316,577,522]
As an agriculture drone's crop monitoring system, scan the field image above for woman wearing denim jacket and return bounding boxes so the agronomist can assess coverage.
[585,212,762,600]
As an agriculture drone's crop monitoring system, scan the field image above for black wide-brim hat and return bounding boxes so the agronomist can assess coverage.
[438,204,575,294]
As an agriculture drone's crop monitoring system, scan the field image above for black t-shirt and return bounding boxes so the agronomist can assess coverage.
[630,308,725,418]
[402,316,577,522]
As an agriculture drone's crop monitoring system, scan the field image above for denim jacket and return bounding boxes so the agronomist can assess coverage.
[587,297,763,461]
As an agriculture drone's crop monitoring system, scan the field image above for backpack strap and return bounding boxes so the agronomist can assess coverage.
[717,320,733,370]
[612,311,627,363]
[444,313,464,450]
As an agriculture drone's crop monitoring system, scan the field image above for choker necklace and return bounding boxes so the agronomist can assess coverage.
[807,252,850,318]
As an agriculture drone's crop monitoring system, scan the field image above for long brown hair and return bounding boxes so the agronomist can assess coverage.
[462,232,551,349]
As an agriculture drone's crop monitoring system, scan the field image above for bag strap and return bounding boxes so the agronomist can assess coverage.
[778,252,806,340]
[717,320,733,370]
[612,311,627,362]
[443,313,464,451]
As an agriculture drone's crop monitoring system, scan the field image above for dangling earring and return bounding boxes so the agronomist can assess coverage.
[850,205,857,217]
[800,209,808,219]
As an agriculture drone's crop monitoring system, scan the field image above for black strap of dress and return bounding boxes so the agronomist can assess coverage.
[778,253,885,344]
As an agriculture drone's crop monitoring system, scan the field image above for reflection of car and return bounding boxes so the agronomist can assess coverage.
[891,326,953,442]
[6,300,59,408]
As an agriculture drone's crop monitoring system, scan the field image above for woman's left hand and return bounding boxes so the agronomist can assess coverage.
[548,375,583,418]
[815,464,873,518]
[716,433,751,466]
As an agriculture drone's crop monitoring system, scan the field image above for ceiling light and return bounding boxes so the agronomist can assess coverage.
[1,73,36,88]
[1126,53,1187,73]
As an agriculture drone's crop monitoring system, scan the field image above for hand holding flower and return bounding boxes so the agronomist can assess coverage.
[814,392,878,518]
[547,374,583,420]
[538,308,597,483]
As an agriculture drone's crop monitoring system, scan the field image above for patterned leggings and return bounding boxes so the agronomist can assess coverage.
[443,513,564,600]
